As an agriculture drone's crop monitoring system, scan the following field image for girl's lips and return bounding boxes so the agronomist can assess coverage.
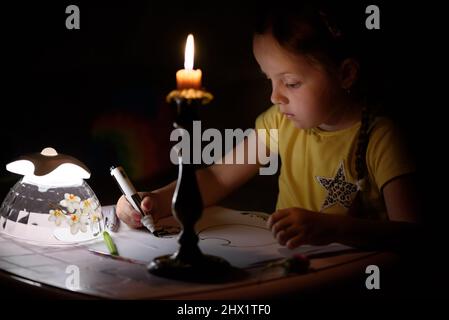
[283,112,295,118]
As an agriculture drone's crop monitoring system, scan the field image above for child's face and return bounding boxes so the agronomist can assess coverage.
[253,33,348,130]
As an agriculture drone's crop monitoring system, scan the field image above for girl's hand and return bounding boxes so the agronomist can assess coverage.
[116,192,166,229]
[267,207,339,249]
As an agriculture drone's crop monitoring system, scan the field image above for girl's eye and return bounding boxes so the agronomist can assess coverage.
[285,82,301,89]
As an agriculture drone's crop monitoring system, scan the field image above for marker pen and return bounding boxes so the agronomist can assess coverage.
[110,166,158,234]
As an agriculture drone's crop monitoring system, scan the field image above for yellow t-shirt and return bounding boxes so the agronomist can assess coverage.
[255,105,415,219]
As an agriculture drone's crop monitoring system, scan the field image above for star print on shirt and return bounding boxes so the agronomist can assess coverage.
[316,161,359,211]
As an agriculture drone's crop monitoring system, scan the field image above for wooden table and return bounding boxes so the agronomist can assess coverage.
[0,206,410,300]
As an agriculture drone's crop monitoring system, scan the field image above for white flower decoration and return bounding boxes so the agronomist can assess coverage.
[68,212,88,234]
[52,194,102,237]
[80,197,98,215]
[48,209,66,226]
[60,193,81,213]
[89,210,103,223]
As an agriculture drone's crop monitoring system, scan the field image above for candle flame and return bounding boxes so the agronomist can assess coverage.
[184,34,194,70]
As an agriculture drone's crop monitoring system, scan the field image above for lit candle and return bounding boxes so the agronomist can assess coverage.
[176,34,202,90]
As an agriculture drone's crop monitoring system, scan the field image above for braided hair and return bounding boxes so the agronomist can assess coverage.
[354,105,374,191]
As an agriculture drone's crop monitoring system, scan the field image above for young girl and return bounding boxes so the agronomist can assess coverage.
[116,2,420,250]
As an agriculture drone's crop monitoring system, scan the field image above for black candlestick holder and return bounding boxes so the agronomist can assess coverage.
[147,88,232,282]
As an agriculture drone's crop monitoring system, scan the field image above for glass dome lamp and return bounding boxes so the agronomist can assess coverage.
[0,147,104,245]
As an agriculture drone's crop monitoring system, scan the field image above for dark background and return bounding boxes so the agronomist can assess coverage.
[0,1,442,224]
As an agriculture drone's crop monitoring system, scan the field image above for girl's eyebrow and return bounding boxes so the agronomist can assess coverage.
[259,69,303,79]
[259,70,298,78]
[276,72,301,77]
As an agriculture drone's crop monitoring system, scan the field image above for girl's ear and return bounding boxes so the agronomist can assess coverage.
[339,58,359,90]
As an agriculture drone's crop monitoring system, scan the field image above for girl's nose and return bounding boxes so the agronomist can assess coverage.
[271,86,288,106]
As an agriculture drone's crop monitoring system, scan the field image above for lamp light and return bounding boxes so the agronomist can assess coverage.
[0,147,103,245]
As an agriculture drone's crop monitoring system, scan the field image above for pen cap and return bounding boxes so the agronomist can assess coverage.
[110,166,138,196]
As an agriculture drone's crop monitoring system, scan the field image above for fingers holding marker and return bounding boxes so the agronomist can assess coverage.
[141,195,153,214]
[116,195,142,228]
[118,210,142,229]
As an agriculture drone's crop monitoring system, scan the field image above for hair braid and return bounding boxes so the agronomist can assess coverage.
[355,105,373,191]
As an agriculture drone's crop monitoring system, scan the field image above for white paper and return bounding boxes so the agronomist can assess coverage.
[88,206,354,268]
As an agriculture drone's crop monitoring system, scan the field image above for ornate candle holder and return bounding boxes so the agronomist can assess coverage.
[147,88,232,282]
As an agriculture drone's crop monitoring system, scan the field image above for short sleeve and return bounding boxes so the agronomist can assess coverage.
[366,118,416,190]
[255,105,281,153]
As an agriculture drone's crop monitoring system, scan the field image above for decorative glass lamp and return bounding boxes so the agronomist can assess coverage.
[0,147,103,245]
